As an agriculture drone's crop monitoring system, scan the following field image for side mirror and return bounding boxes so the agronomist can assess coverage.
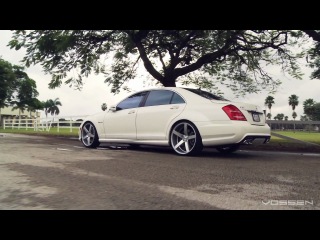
[109,106,117,112]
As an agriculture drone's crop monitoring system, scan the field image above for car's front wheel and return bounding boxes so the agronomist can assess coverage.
[170,121,203,156]
[81,122,100,148]
[216,145,240,153]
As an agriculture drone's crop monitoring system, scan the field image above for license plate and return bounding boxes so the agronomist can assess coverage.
[252,113,260,122]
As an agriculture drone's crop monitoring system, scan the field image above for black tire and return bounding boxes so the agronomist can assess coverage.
[216,145,240,153]
[170,121,203,156]
[81,122,100,148]
[128,144,140,149]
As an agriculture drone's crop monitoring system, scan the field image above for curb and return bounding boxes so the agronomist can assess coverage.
[271,132,320,147]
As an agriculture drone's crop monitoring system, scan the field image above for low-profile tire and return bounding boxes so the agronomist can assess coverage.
[128,144,140,149]
[170,121,203,156]
[216,145,240,153]
[81,122,100,148]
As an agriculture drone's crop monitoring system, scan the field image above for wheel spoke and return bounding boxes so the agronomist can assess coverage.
[174,140,184,149]
[83,126,89,133]
[173,130,183,138]
[87,136,91,145]
[89,125,92,133]
[83,135,89,140]
[188,134,196,140]
[184,123,188,135]
[185,141,190,152]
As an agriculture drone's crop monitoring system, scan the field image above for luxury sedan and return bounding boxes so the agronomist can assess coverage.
[79,87,271,155]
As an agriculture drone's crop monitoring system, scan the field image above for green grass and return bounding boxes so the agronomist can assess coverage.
[0,126,79,137]
[273,130,320,144]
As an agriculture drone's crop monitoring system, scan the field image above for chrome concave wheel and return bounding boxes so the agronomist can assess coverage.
[81,122,99,148]
[170,122,199,155]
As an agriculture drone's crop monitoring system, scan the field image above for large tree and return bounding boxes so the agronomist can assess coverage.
[10,77,39,128]
[303,99,320,121]
[303,30,320,79]
[303,98,316,119]
[0,58,39,126]
[8,30,306,95]
[0,58,16,126]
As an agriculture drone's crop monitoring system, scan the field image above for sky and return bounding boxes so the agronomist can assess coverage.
[1,30,320,119]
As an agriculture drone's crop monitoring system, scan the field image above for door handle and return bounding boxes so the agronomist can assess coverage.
[128,110,135,114]
[170,105,179,109]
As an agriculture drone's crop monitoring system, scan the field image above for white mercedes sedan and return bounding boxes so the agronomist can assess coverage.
[79,87,270,155]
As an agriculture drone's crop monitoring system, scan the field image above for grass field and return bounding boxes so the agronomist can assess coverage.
[273,130,320,144]
[1,127,320,153]
[0,127,79,137]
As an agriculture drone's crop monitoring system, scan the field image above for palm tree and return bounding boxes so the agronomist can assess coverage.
[288,94,299,111]
[289,94,299,132]
[101,103,107,111]
[44,98,62,131]
[265,96,275,114]
[292,111,297,120]
[267,113,272,120]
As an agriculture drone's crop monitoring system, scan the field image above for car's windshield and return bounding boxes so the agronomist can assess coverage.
[184,88,229,101]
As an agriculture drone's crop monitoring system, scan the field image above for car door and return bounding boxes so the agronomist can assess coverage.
[136,90,186,140]
[104,91,148,140]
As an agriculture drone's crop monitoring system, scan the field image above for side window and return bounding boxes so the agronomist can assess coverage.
[171,92,185,104]
[144,90,173,107]
[117,92,148,110]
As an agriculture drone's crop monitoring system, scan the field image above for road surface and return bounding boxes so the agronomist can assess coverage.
[0,133,319,210]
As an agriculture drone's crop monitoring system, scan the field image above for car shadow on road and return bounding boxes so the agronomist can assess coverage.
[97,144,256,160]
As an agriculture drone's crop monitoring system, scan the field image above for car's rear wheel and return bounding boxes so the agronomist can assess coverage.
[128,144,140,149]
[216,145,240,153]
[170,121,203,156]
[81,122,100,148]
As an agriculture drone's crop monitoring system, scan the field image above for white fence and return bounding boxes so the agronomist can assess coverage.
[3,115,87,132]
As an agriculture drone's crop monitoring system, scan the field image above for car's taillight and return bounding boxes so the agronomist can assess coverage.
[222,105,247,121]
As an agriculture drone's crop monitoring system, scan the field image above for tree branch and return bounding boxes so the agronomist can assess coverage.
[303,30,320,42]
[129,32,164,81]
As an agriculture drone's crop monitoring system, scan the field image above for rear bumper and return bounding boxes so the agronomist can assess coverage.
[194,120,271,147]
[239,135,271,145]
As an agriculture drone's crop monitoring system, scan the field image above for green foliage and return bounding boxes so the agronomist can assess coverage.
[292,111,297,120]
[0,57,40,116]
[43,98,62,117]
[8,30,307,95]
[265,96,275,111]
[302,98,320,120]
[0,58,19,107]
[303,30,320,79]
[274,113,284,120]
[267,113,272,119]
[288,94,299,111]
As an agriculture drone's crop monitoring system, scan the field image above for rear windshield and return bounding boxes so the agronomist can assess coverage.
[184,88,229,101]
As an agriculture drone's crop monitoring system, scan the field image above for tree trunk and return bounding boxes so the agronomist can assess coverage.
[161,76,177,87]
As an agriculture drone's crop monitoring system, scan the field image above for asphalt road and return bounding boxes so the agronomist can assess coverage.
[0,133,319,210]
